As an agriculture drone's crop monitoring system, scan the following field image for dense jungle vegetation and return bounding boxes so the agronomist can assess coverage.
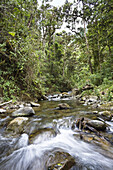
[0,0,113,101]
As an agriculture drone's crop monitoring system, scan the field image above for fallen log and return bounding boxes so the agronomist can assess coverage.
[0,100,12,107]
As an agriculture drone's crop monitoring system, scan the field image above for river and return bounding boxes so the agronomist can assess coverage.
[0,98,113,170]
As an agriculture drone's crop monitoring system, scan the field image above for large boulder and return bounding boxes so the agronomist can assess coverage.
[86,120,107,131]
[74,118,107,131]
[12,107,35,117]
[7,117,28,134]
[47,151,75,170]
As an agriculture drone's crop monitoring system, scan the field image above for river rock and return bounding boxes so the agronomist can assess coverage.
[7,117,28,134]
[30,102,40,107]
[61,92,70,99]
[9,117,28,126]
[58,103,70,109]
[80,133,110,148]
[29,127,59,144]
[0,109,6,114]
[98,111,112,121]
[47,151,75,170]
[87,96,98,103]
[86,120,107,131]
[12,107,35,117]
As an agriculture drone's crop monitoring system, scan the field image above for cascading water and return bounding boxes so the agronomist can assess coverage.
[0,128,113,170]
[0,98,113,170]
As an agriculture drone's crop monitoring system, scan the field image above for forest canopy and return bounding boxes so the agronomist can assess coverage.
[0,0,113,101]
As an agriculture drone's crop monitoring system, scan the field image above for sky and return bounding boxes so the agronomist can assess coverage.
[38,0,74,32]
[38,0,74,7]
[50,0,73,7]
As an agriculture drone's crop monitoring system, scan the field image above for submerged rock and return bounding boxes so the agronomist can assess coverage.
[58,103,71,109]
[29,127,59,144]
[12,107,35,117]
[14,133,29,149]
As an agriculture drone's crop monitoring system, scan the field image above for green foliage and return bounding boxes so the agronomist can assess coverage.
[0,0,113,101]
[0,76,20,101]
[89,73,103,86]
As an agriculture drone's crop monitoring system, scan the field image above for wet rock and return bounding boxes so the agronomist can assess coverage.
[89,111,98,115]
[30,102,40,107]
[86,96,98,104]
[79,101,85,104]
[29,127,59,144]
[6,117,28,135]
[80,134,94,143]
[0,109,6,114]
[48,94,61,101]
[86,120,107,131]
[80,133,111,149]
[100,101,113,111]
[98,111,112,121]
[76,117,85,130]
[61,92,71,99]
[0,136,14,159]
[8,117,28,126]
[58,103,71,109]
[12,107,35,117]
[59,158,75,170]
[92,103,100,108]
[47,151,75,170]
[75,118,107,132]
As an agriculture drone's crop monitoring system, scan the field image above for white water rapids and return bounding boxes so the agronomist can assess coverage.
[0,128,113,170]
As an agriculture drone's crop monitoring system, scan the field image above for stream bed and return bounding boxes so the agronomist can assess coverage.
[0,98,113,170]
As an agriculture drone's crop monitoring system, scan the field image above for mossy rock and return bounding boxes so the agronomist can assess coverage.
[98,111,112,121]
[6,117,28,135]
[47,151,75,170]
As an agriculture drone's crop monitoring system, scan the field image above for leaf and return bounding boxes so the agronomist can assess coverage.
[8,32,16,37]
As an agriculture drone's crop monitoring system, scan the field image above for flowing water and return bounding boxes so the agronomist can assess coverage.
[0,98,113,170]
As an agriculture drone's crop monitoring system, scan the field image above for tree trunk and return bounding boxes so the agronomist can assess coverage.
[83,20,93,74]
